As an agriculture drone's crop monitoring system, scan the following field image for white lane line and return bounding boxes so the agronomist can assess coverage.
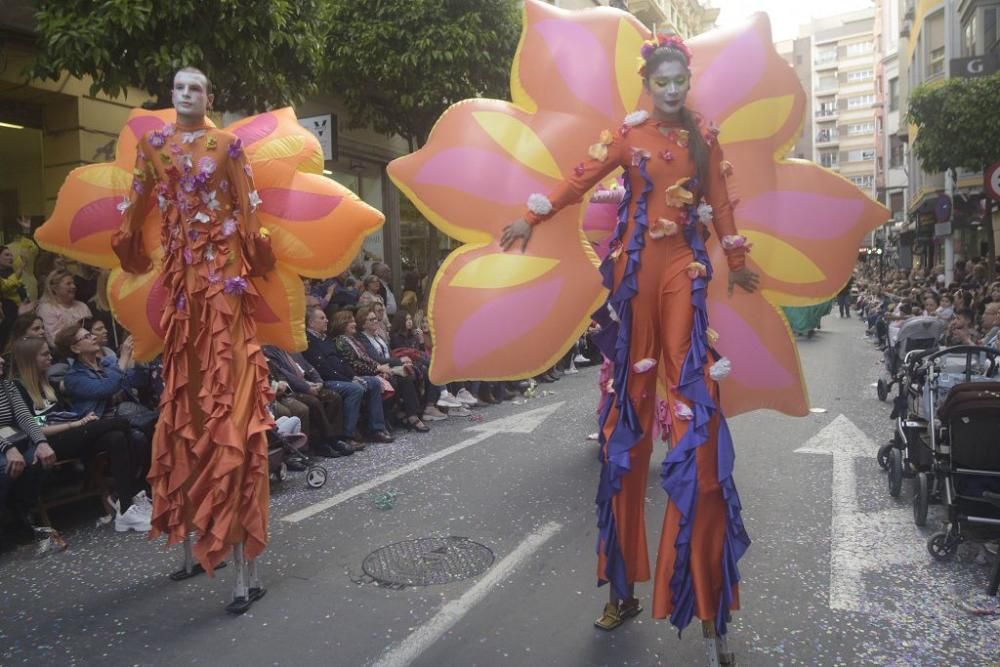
[280,431,495,523]
[372,521,563,667]
[282,402,566,523]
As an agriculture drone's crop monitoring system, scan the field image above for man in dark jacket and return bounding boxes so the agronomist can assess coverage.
[301,307,393,443]
[263,345,358,457]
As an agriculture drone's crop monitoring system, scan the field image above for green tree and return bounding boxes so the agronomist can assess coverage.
[908,72,1000,268]
[325,0,521,150]
[324,0,520,269]
[29,0,330,112]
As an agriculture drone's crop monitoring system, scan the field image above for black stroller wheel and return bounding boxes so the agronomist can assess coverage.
[306,465,328,489]
[876,379,888,402]
[877,443,892,470]
[888,448,903,498]
[913,472,929,527]
[927,532,958,562]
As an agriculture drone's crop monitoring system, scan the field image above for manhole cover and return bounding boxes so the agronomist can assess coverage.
[362,536,495,587]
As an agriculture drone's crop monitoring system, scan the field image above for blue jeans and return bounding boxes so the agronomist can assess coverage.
[324,378,386,433]
[323,381,364,435]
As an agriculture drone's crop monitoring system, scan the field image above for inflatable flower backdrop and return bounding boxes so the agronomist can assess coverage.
[388,0,888,417]
[36,107,384,360]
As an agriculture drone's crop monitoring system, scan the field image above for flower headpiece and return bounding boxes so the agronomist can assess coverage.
[638,32,693,77]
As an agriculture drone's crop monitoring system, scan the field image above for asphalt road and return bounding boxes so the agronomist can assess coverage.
[2,314,999,666]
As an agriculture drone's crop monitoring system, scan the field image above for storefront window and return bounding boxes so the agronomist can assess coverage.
[0,123,44,242]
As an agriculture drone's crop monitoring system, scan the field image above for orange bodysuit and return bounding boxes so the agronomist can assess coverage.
[525,110,751,634]
[113,122,275,572]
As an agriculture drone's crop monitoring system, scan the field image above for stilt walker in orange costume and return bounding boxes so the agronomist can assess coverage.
[501,33,758,665]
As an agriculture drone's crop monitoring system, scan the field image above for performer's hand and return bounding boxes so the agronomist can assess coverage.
[728,268,760,296]
[500,219,533,253]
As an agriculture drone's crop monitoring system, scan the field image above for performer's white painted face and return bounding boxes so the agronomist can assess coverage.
[172,70,213,122]
[645,60,690,121]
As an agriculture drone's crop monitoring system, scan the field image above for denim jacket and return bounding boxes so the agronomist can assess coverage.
[62,357,142,418]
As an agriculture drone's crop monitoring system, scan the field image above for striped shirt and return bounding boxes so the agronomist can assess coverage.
[0,380,48,454]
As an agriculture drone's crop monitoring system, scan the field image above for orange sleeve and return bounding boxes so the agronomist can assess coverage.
[704,140,747,272]
[111,141,154,274]
[226,142,275,277]
[524,133,627,226]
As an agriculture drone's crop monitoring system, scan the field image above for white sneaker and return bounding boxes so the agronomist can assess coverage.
[455,388,479,406]
[132,491,153,518]
[573,354,589,364]
[422,406,448,421]
[437,391,464,408]
[115,503,152,533]
[449,406,472,417]
[564,366,579,374]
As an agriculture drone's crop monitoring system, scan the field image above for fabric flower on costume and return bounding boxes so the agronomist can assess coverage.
[386,0,887,416]
[587,130,615,162]
[35,107,384,361]
[687,261,707,279]
[649,218,679,240]
[223,276,248,296]
[709,357,732,381]
[632,357,656,373]
[673,402,694,421]
[654,399,671,442]
[198,156,216,176]
[665,177,695,208]
[696,203,713,225]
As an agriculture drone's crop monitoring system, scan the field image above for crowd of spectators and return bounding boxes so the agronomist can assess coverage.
[0,232,593,552]
[854,257,1000,351]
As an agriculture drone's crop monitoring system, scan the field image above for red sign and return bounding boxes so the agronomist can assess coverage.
[987,161,1000,201]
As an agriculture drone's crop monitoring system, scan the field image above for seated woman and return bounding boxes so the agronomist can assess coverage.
[37,270,93,346]
[0,354,53,545]
[332,309,429,433]
[7,313,47,346]
[10,336,150,532]
[389,310,446,421]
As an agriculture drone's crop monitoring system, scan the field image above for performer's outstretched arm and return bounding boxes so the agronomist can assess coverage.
[704,141,758,294]
[111,142,155,274]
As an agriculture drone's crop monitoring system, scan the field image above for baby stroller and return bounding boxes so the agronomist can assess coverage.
[923,348,1000,562]
[267,429,328,489]
[876,316,945,402]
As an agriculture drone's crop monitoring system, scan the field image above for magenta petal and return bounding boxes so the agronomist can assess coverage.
[232,113,278,147]
[415,148,553,207]
[257,189,342,221]
[690,27,768,123]
[127,116,166,143]
[70,197,123,242]
[534,20,615,119]
[709,302,795,390]
[452,276,563,370]
[738,191,866,240]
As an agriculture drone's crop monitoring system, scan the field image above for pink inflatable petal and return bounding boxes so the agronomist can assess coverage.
[70,197,124,242]
[127,116,166,142]
[534,20,615,118]
[739,191,866,240]
[233,113,279,147]
[415,148,553,207]
[690,28,768,123]
[257,189,342,221]
[709,302,795,389]
[452,277,563,370]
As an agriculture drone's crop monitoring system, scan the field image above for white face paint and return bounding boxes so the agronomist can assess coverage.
[643,59,691,122]
[172,70,213,124]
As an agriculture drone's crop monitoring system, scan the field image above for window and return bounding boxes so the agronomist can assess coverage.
[986,8,997,51]
[818,75,838,90]
[817,128,839,142]
[846,41,874,56]
[847,69,874,82]
[816,102,838,117]
[847,122,875,135]
[888,77,899,112]
[816,48,837,65]
[890,191,904,217]
[929,46,945,75]
[890,135,905,168]
[847,94,875,109]
[850,175,875,190]
[964,14,978,56]
[847,149,875,162]
[820,152,838,168]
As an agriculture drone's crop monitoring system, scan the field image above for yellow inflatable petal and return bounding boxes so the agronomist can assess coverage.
[472,111,562,180]
[719,95,795,145]
[76,165,131,191]
[615,20,645,113]
[744,230,826,283]
[450,253,560,289]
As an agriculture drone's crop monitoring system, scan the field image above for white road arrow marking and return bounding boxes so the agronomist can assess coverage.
[281,402,566,523]
[795,415,926,613]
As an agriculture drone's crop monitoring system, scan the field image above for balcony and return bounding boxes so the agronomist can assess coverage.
[815,108,840,120]
[816,131,840,146]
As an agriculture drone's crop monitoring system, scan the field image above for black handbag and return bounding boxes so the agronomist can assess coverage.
[113,401,159,430]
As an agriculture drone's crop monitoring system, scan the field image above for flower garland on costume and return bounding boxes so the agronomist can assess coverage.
[637,33,694,77]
